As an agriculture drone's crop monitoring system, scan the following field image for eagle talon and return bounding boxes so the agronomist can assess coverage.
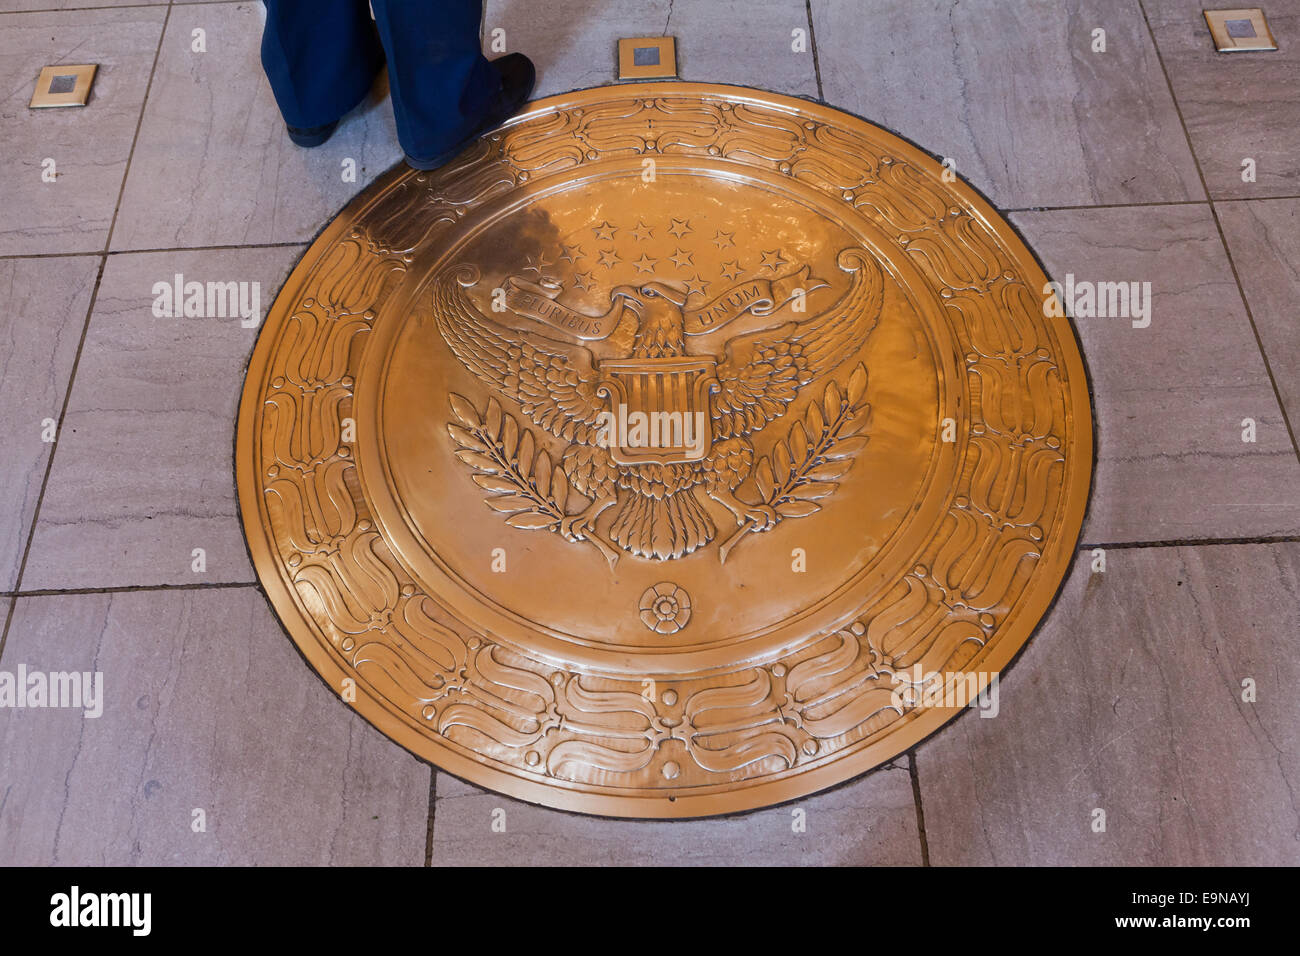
[559,513,594,542]
[557,496,616,543]
[745,504,778,531]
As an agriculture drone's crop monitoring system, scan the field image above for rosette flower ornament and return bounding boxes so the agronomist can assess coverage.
[639,582,692,634]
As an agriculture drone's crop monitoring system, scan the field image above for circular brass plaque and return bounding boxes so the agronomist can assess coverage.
[237,83,1091,817]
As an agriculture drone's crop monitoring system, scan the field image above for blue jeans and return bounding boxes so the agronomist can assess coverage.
[260,0,500,161]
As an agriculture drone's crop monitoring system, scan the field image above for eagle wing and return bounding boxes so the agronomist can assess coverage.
[712,248,884,440]
[430,265,606,443]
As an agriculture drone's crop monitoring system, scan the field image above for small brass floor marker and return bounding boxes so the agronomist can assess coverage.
[618,36,677,79]
[1204,8,1278,52]
[30,64,97,108]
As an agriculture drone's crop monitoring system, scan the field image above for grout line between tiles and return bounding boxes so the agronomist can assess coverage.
[1136,0,1300,468]
[0,254,105,668]
[1005,196,1300,214]
[0,240,309,263]
[0,251,114,261]
[907,753,930,866]
[101,3,173,255]
[1006,199,1207,213]
[0,242,309,263]
[0,3,172,666]
[0,240,306,264]
[1213,194,1300,204]
[1202,213,1300,463]
[804,0,824,103]
[10,582,259,599]
[424,771,437,867]
[0,3,168,14]
[1079,535,1299,551]
[109,240,308,255]
[0,0,247,15]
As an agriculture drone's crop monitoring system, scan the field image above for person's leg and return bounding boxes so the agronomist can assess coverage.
[261,0,385,140]
[369,0,505,164]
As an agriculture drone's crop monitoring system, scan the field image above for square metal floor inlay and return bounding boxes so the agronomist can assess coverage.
[30,64,97,108]
[618,37,677,80]
[1204,8,1278,51]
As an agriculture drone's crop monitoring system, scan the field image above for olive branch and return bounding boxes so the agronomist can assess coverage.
[718,363,871,563]
[447,394,620,567]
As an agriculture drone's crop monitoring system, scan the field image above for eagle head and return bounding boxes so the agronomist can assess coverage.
[611,280,690,358]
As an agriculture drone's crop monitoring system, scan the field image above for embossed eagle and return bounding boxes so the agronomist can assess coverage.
[432,248,884,561]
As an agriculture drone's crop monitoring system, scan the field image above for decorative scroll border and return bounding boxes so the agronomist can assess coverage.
[236,83,1091,816]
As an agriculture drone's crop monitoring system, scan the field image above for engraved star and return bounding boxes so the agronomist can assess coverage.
[571,270,596,291]
[559,243,585,263]
[760,249,788,271]
[593,221,617,241]
[683,275,709,298]
[667,218,692,239]
[668,247,694,269]
[597,248,620,269]
[712,230,735,248]
[720,260,743,280]
[522,252,553,275]
[630,220,654,242]
[631,253,657,274]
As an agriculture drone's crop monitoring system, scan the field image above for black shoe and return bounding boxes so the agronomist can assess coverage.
[404,53,537,171]
[286,120,339,148]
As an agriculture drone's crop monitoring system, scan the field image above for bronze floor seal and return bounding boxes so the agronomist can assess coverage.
[237,83,1091,817]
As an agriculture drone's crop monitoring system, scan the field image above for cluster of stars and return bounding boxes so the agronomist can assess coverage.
[531,217,792,300]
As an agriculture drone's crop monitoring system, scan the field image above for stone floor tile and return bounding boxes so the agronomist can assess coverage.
[0,255,98,591]
[1215,198,1300,437]
[916,543,1300,865]
[23,246,303,589]
[0,588,430,865]
[431,764,921,866]
[486,0,818,98]
[1144,0,1300,199]
[810,0,1203,208]
[0,7,166,255]
[1011,204,1300,543]
[110,1,402,251]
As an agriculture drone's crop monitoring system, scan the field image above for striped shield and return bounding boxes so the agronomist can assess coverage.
[596,356,718,465]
